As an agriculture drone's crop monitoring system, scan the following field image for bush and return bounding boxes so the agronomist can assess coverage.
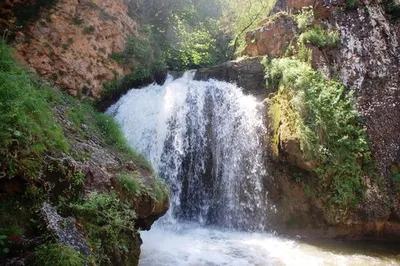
[73,17,84,26]
[299,25,340,48]
[266,58,371,207]
[33,243,85,266]
[0,42,69,180]
[83,26,95,34]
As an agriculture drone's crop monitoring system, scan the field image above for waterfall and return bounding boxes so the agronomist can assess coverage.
[108,73,400,266]
[108,72,269,231]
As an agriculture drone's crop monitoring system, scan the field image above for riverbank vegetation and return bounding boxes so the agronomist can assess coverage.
[0,42,168,265]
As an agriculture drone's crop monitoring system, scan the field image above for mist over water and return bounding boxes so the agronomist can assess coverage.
[109,74,400,265]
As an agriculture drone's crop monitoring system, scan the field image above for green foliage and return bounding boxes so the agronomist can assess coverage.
[221,0,276,54]
[63,95,151,170]
[33,243,86,266]
[117,173,142,197]
[110,34,167,72]
[346,0,361,9]
[72,171,85,187]
[391,165,400,191]
[295,8,314,30]
[73,17,84,26]
[152,178,169,203]
[299,25,340,48]
[125,0,274,70]
[386,0,400,18]
[266,58,371,207]
[0,42,69,180]
[0,235,10,254]
[117,172,169,203]
[83,26,95,34]
[70,192,136,264]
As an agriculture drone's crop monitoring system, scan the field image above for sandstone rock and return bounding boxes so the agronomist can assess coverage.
[2,0,139,98]
[241,13,297,58]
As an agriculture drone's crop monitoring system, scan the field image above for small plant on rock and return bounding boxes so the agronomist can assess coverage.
[33,243,86,266]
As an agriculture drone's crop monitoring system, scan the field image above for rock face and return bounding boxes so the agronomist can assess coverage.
[242,13,297,57]
[265,0,400,240]
[1,0,138,98]
[200,0,400,240]
[194,57,268,98]
[0,88,169,265]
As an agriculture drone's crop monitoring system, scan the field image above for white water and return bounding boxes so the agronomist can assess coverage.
[109,74,400,266]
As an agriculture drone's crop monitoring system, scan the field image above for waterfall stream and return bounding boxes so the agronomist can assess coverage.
[109,73,400,265]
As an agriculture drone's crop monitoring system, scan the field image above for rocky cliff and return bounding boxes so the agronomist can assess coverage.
[1,0,138,98]
[0,43,168,265]
[199,0,400,240]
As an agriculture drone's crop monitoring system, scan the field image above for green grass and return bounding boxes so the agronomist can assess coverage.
[152,178,169,203]
[0,42,69,180]
[62,94,152,170]
[117,173,142,197]
[295,8,314,30]
[33,243,86,266]
[117,172,169,203]
[69,192,136,264]
[299,25,340,48]
[266,58,372,207]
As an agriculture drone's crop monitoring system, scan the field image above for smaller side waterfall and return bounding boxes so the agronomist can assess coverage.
[108,72,269,230]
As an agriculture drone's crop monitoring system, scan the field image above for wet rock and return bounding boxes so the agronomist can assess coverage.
[194,56,268,98]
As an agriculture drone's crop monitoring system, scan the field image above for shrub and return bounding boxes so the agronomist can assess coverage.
[266,58,372,207]
[299,25,340,48]
[83,26,95,34]
[0,42,69,180]
[73,17,84,26]
[33,243,85,266]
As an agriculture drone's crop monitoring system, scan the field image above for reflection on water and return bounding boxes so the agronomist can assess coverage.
[139,223,400,266]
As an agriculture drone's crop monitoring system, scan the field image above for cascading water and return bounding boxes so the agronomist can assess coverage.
[108,72,269,230]
[109,73,400,266]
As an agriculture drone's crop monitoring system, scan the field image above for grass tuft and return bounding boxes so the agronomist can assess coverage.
[299,25,340,48]
[33,243,85,266]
